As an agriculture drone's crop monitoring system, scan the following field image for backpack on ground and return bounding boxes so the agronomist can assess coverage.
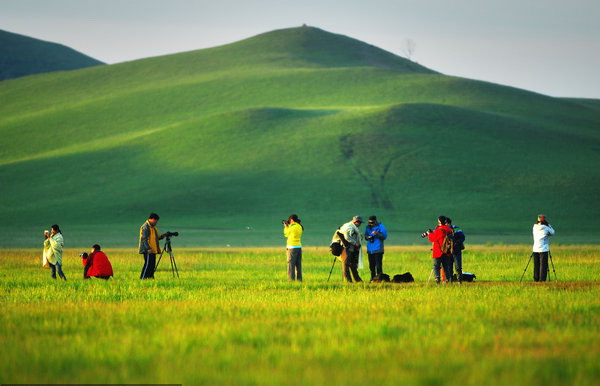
[371,273,390,283]
[392,272,414,283]
[460,272,476,282]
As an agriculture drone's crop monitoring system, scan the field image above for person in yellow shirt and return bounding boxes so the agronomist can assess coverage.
[283,214,303,281]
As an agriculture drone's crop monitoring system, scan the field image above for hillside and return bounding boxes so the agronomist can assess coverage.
[0,29,104,81]
[1,26,599,247]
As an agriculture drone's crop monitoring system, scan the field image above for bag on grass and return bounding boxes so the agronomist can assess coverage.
[392,272,414,283]
[371,273,390,283]
[460,272,476,282]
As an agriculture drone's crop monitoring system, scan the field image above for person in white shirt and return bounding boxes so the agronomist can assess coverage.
[532,214,555,282]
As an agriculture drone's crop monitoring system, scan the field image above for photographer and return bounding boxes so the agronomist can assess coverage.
[82,244,113,280]
[138,213,165,279]
[43,224,67,280]
[532,214,555,282]
[364,215,387,281]
[283,214,303,281]
[447,218,465,282]
[424,216,453,284]
[337,216,364,283]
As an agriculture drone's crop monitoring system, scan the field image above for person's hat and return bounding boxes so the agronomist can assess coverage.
[368,216,377,224]
[352,215,363,223]
[537,214,546,222]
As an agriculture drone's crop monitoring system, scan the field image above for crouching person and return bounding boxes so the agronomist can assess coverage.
[82,244,113,280]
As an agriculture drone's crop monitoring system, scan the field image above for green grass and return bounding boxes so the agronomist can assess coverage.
[1,246,599,385]
[1,26,599,247]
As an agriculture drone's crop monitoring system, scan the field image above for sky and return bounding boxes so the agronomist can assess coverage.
[1,0,599,98]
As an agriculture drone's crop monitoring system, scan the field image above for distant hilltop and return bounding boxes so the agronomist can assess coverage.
[0,29,104,81]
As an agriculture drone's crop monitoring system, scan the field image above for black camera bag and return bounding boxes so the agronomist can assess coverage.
[371,273,391,283]
[330,242,343,256]
[392,272,415,283]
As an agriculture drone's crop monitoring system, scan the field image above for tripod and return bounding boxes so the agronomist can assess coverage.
[327,256,337,282]
[520,252,557,282]
[155,236,179,278]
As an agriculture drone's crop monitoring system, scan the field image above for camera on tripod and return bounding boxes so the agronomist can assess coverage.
[164,231,179,238]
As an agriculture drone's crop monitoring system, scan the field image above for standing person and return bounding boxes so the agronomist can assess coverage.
[532,214,555,282]
[283,214,303,281]
[447,218,465,282]
[82,244,113,280]
[336,216,364,283]
[138,213,165,279]
[43,224,66,280]
[424,216,453,284]
[364,215,388,281]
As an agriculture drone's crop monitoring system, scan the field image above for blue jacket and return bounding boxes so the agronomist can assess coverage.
[364,222,387,254]
[451,225,465,254]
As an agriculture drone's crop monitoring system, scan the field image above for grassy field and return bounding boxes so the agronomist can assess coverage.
[1,245,598,385]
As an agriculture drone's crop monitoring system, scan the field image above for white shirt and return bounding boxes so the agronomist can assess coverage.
[532,224,555,252]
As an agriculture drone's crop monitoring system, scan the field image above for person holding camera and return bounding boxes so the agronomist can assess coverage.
[82,244,113,280]
[43,224,67,280]
[447,218,465,282]
[138,213,165,279]
[532,214,555,282]
[424,216,453,284]
[364,215,388,281]
[337,216,364,283]
[283,214,303,281]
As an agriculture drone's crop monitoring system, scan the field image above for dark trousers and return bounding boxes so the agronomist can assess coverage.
[368,252,384,279]
[140,253,156,279]
[433,254,453,283]
[50,263,67,280]
[287,248,302,281]
[533,252,549,282]
[341,246,362,283]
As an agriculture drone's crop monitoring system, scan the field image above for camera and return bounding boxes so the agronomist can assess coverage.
[365,235,375,241]
[420,229,433,238]
[282,220,290,226]
[164,231,179,238]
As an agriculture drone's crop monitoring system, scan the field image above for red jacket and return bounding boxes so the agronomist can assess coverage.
[82,251,113,277]
[427,224,453,258]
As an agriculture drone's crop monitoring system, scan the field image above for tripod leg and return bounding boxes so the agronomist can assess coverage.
[170,251,179,278]
[156,249,166,270]
[327,257,337,282]
[549,252,557,281]
[520,253,534,282]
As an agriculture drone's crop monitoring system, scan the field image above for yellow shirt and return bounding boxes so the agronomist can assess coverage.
[283,223,303,247]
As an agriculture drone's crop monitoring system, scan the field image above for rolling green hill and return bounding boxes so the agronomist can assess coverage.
[1,26,599,248]
[0,29,104,81]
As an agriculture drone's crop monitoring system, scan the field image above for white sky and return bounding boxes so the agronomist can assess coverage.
[1,0,599,98]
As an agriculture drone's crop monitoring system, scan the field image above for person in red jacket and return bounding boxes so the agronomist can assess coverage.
[82,244,113,280]
[425,216,454,284]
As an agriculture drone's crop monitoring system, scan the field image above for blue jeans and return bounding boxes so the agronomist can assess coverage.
[368,252,384,279]
[50,263,67,280]
[453,250,463,278]
[286,248,302,281]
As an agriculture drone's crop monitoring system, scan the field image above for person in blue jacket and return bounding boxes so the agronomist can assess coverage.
[447,218,466,282]
[364,215,388,280]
